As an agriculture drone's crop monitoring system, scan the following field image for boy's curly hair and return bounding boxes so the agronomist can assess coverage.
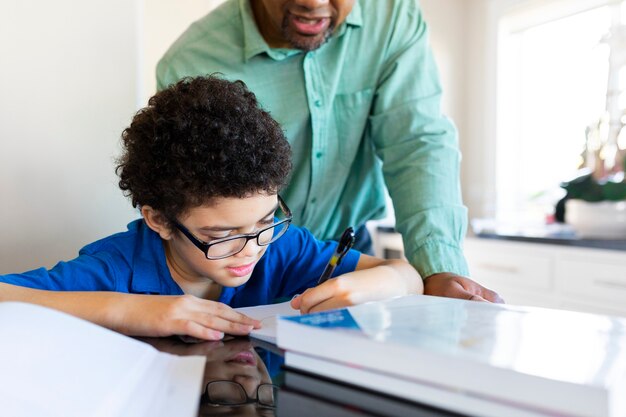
[116,75,292,223]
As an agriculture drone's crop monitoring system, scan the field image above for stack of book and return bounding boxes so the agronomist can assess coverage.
[276,295,626,417]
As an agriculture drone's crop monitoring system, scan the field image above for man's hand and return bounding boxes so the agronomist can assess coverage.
[423,273,504,303]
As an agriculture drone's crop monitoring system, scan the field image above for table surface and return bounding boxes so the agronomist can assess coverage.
[378,223,626,251]
[473,231,626,251]
[141,336,461,417]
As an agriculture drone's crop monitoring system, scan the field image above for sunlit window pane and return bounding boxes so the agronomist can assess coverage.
[497,6,611,222]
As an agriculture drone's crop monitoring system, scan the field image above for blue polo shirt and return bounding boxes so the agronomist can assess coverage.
[0,219,360,308]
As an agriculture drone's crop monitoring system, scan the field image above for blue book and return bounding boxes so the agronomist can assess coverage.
[277,294,626,417]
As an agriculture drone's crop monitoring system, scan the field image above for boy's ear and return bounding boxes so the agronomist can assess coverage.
[142,206,174,240]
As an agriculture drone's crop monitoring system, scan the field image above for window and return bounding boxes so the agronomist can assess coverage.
[495,0,624,223]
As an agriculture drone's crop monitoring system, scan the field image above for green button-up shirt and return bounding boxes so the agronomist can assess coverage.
[157,0,469,277]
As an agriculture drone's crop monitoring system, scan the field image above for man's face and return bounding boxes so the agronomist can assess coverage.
[252,0,356,51]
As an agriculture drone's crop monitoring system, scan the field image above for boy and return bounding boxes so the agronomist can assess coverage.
[0,76,422,340]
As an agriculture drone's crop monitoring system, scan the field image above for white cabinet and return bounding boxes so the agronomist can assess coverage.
[372,228,626,317]
[464,238,626,317]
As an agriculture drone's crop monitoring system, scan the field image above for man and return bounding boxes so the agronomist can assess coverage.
[157,0,502,302]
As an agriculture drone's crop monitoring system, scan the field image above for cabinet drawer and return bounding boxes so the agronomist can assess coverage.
[556,257,626,304]
[465,247,553,290]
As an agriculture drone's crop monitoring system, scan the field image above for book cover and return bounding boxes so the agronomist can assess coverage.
[276,295,626,417]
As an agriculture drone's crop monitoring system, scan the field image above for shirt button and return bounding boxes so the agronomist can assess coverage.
[311,198,317,204]
[316,152,323,159]
[314,99,322,108]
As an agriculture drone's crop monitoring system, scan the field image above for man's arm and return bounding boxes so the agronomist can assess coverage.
[369,3,501,302]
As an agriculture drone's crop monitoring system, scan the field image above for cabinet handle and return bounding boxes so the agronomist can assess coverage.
[594,279,626,290]
[475,263,519,274]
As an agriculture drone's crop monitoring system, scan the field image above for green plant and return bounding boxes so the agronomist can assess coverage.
[555,173,626,222]
[560,173,626,202]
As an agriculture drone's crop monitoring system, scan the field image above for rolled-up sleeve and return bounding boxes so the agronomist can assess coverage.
[370,3,469,277]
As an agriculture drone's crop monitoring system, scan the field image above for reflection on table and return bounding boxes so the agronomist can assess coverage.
[141,336,279,417]
[141,336,463,417]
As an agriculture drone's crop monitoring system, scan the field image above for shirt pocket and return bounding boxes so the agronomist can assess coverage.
[332,88,374,168]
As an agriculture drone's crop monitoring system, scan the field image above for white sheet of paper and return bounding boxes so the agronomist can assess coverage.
[236,301,300,344]
[0,302,205,417]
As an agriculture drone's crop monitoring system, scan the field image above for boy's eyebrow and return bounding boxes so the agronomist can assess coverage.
[197,203,279,232]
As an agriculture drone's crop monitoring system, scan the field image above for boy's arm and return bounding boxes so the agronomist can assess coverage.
[0,283,260,340]
[291,255,423,314]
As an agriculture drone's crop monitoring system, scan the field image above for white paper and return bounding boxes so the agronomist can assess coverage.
[236,301,300,343]
[0,302,205,417]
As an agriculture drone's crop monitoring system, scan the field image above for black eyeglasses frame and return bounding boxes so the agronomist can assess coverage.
[171,195,292,260]
[201,380,278,409]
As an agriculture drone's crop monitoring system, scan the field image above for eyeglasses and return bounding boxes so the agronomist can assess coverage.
[201,380,278,408]
[172,196,292,260]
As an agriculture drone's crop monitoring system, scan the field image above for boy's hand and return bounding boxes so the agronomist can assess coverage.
[291,262,418,314]
[115,294,261,340]
[0,284,260,341]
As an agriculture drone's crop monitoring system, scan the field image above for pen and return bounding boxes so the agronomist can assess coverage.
[317,227,356,285]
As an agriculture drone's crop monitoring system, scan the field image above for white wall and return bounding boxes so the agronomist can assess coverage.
[420,0,468,136]
[0,1,141,273]
[141,0,222,103]
[461,0,497,221]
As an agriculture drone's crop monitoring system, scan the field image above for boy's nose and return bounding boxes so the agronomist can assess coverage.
[237,238,262,258]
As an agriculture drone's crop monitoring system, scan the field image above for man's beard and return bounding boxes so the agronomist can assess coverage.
[281,14,335,52]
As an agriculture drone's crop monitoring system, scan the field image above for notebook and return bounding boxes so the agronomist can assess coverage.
[0,302,205,417]
[235,301,299,343]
